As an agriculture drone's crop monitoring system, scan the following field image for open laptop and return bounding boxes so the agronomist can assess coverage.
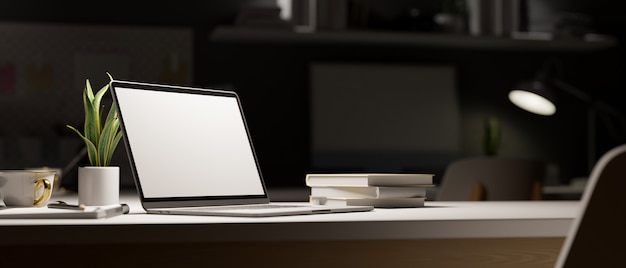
[110,80,373,217]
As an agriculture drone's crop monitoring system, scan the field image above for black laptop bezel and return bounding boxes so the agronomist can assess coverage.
[110,80,271,209]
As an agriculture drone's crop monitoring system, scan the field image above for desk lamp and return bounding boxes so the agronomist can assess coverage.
[508,80,557,116]
[508,59,624,173]
[508,59,592,116]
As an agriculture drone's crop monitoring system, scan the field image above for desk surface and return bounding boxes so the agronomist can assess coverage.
[0,192,580,246]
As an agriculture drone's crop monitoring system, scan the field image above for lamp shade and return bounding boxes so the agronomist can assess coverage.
[509,80,557,116]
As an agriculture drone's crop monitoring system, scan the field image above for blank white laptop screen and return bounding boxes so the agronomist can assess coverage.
[113,86,265,198]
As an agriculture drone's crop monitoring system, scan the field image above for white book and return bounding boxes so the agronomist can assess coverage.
[305,173,433,187]
[310,186,428,199]
[310,196,426,208]
[0,204,128,219]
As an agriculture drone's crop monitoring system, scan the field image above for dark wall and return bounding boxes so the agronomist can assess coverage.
[0,0,274,82]
[203,37,624,187]
[2,0,625,188]
[200,0,626,187]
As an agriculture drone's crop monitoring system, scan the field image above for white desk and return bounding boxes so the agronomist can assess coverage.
[0,192,580,268]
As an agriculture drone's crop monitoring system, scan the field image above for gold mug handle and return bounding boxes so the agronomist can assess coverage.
[33,178,52,206]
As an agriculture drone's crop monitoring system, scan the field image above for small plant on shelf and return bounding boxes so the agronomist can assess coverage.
[66,73,122,166]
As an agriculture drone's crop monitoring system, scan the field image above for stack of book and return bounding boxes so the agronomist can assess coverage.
[306,173,434,208]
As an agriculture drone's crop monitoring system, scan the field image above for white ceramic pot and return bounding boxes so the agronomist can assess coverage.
[78,166,120,206]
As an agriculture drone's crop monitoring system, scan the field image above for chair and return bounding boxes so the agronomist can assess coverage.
[436,157,547,201]
[555,144,626,267]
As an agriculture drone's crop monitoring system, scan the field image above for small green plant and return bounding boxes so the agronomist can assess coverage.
[67,73,122,166]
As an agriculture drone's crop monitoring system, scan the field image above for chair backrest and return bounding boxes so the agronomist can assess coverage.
[555,144,626,267]
[436,157,547,201]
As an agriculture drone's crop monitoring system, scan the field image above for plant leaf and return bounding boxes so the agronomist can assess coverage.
[67,124,98,165]
[92,83,109,140]
[98,104,121,166]
[107,130,123,166]
[106,110,122,165]
[93,83,109,116]
[85,79,95,103]
[70,73,120,167]
[83,87,100,155]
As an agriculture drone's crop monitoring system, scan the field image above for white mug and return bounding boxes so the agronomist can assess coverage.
[0,170,56,207]
[26,167,62,192]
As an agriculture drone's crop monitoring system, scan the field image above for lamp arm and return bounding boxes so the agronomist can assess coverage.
[550,78,622,119]
[550,77,626,171]
[550,78,592,104]
[595,101,626,144]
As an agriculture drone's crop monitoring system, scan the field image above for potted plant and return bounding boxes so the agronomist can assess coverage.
[67,73,123,206]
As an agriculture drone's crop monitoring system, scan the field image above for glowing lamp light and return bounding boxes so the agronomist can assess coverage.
[508,89,556,116]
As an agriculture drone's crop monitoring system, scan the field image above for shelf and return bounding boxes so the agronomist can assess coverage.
[209,26,617,53]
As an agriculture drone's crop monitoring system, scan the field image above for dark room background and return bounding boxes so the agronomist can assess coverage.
[1,0,624,190]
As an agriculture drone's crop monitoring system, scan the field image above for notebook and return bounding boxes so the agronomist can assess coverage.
[110,80,373,217]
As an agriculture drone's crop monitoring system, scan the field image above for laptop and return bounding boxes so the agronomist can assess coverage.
[109,80,373,217]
